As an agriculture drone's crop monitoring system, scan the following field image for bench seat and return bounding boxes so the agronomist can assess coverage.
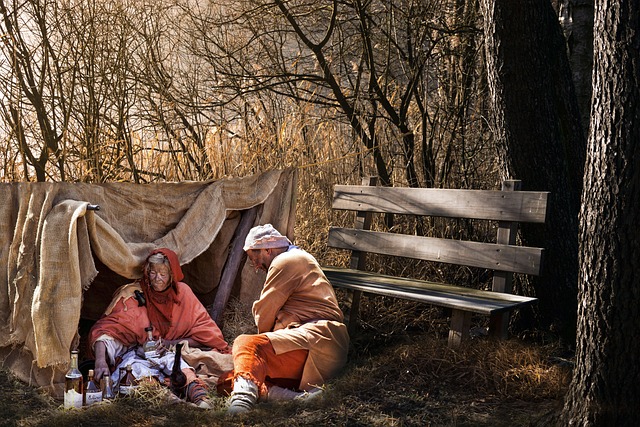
[322,266,538,315]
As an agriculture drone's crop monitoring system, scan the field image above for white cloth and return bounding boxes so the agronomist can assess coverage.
[104,345,190,386]
[93,334,125,366]
[243,224,292,251]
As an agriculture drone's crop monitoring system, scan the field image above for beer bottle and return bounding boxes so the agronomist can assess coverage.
[116,366,126,397]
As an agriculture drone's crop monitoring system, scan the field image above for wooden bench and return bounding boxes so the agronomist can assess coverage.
[323,178,548,347]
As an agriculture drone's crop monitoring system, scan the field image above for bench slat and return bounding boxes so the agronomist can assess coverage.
[333,185,549,223]
[328,227,544,276]
[323,267,537,315]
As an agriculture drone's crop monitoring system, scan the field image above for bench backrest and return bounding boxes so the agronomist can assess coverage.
[328,180,549,282]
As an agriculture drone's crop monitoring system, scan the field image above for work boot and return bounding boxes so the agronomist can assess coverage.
[227,376,259,416]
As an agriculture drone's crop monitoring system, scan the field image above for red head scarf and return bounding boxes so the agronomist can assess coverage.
[141,247,184,336]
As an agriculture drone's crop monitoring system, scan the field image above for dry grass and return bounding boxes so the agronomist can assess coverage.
[0,332,569,426]
[0,296,570,426]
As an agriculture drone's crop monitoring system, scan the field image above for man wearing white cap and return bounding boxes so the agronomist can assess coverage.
[224,224,349,415]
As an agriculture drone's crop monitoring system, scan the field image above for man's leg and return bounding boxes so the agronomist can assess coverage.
[227,333,307,414]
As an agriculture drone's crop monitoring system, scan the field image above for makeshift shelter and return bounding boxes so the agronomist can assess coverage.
[0,168,297,396]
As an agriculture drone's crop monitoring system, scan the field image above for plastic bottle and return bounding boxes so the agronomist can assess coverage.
[64,350,83,409]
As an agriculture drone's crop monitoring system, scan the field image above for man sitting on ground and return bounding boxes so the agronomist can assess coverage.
[222,224,349,415]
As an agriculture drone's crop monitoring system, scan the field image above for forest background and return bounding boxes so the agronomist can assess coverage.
[0,0,638,426]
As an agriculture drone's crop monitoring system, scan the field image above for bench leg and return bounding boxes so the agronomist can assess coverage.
[344,289,362,337]
[448,310,472,347]
[489,312,510,340]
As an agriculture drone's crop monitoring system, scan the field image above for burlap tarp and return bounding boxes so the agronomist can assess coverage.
[0,168,297,392]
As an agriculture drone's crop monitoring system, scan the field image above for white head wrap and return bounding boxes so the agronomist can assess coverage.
[243,223,292,251]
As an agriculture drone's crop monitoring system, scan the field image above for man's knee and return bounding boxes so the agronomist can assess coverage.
[232,334,272,357]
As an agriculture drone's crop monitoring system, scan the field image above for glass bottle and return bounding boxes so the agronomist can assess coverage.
[142,325,158,359]
[64,350,83,409]
[117,366,126,398]
[83,369,102,406]
[101,376,116,400]
[118,365,138,396]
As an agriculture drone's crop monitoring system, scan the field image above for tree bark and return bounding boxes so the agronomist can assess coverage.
[480,0,586,344]
[561,0,640,424]
[556,0,594,135]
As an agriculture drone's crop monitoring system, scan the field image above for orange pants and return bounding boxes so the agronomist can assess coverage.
[217,333,308,396]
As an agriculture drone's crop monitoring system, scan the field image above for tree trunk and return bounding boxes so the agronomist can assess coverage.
[556,0,594,135]
[561,0,640,424]
[480,0,586,344]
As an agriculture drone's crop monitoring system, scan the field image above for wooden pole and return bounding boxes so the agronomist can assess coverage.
[209,206,259,326]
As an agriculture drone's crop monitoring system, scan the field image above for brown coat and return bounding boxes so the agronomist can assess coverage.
[253,248,349,391]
